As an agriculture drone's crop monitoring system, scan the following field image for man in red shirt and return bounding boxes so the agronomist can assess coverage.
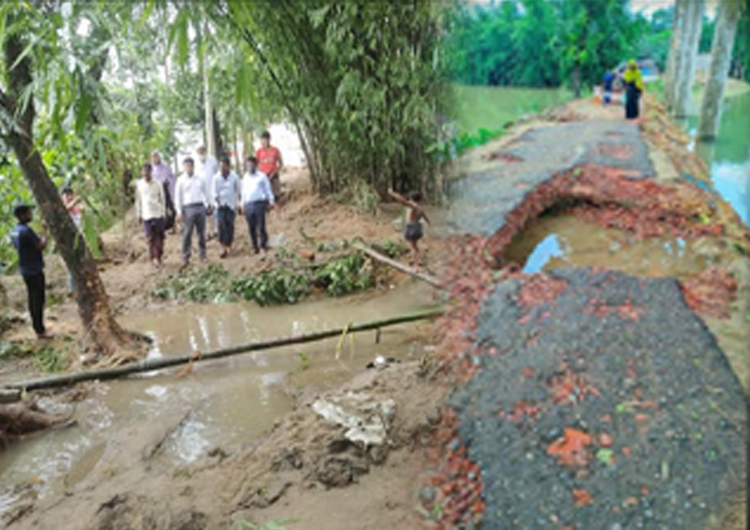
[256,131,284,203]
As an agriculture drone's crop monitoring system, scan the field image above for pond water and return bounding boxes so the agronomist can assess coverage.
[0,282,436,506]
[686,90,750,227]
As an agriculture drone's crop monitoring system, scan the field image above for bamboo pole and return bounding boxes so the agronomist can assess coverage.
[4,309,444,393]
[352,242,442,288]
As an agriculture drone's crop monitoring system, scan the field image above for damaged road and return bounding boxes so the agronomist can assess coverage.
[425,111,750,529]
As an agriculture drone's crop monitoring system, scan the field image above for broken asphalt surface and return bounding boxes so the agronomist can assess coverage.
[435,119,748,529]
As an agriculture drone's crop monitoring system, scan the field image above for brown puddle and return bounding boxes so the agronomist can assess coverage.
[0,282,437,503]
[503,213,750,392]
[503,214,711,280]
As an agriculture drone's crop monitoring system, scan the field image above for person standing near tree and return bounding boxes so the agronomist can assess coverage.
[150,150,177,234]
[241,156,275,256]
[61,186,83,295]
[175,157,209,269]
[213,155,242,259]
[197,145,219,239]
[11,204,51,339]
[135,163,167,269]
[256,131,284,203]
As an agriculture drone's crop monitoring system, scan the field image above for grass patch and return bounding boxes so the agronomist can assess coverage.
[0,341,67,372]
[451,84,572,133]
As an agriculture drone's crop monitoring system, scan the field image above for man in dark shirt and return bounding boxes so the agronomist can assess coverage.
[10,204,51,339]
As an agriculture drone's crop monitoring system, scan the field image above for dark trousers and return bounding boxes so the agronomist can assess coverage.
[143,217,166,262]
[181,204,207,263]
[244,201,269,252]
[217,206,236,247]
[625,84,640,120]
[23,273,46,335]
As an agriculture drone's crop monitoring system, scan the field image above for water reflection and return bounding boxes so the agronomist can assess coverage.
[506,215,708,279]
[687,91,750,227]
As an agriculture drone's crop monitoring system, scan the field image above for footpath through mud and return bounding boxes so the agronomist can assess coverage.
[421,112,749,529]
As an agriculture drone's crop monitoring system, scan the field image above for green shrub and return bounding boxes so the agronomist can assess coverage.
[232,269,311,306]
[315,253,374,296]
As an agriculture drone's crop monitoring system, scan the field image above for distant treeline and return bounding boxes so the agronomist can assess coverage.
[446,0,750,88]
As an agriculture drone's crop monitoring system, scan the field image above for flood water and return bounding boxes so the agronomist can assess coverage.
[504,215,710,279]
[687,90,750,226]
[0,282,436,504]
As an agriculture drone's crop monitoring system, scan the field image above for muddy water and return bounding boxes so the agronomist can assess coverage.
[504,215,710,279]
[0,283,436,503]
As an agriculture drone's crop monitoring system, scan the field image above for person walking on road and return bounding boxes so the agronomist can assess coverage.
[241,156,275,256]
[622,59,644,121]
[197,145,219,239]
[256,131,283,203]
[213,155,242,259]
[150,150,177,234]
[135,163,167,269]
[11,204,51,339]
[175,157,209,269]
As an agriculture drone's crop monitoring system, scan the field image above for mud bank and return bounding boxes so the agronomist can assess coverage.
[3,362,448,530]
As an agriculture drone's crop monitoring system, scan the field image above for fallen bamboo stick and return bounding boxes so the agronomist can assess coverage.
[352,242,443,288]
[4,308,444,393]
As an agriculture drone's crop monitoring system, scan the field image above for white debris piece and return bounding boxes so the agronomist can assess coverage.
[312,393,397,446]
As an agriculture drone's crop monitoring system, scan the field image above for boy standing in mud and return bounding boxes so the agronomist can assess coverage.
[11,204,51,339]
[388,188,430,269]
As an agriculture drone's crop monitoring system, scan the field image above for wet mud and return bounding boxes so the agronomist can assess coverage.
[0,283,437,525]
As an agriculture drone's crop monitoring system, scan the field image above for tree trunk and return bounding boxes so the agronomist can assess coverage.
[202,52,216,157]
[233,125,241,170]
[3,28,133,357]
[212,109,223,157]
[697,0,741,139]
[671,0,706,117]
[664,0,687,111]
[572,63,582,99]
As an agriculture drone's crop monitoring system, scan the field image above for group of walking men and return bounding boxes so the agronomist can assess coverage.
[135,131,283,269]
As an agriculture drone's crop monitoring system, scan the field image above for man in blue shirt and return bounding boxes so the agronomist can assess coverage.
[603,70,615,105]
[10,204,51,339]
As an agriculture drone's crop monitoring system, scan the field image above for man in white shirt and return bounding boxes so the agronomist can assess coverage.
[213,155,242,259]
[197,145,219,239]
[175,157,209,268]
[135,163,167,269]
[240,155,275,255]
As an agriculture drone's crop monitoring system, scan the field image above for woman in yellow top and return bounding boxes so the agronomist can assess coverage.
[622,59,644,120]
